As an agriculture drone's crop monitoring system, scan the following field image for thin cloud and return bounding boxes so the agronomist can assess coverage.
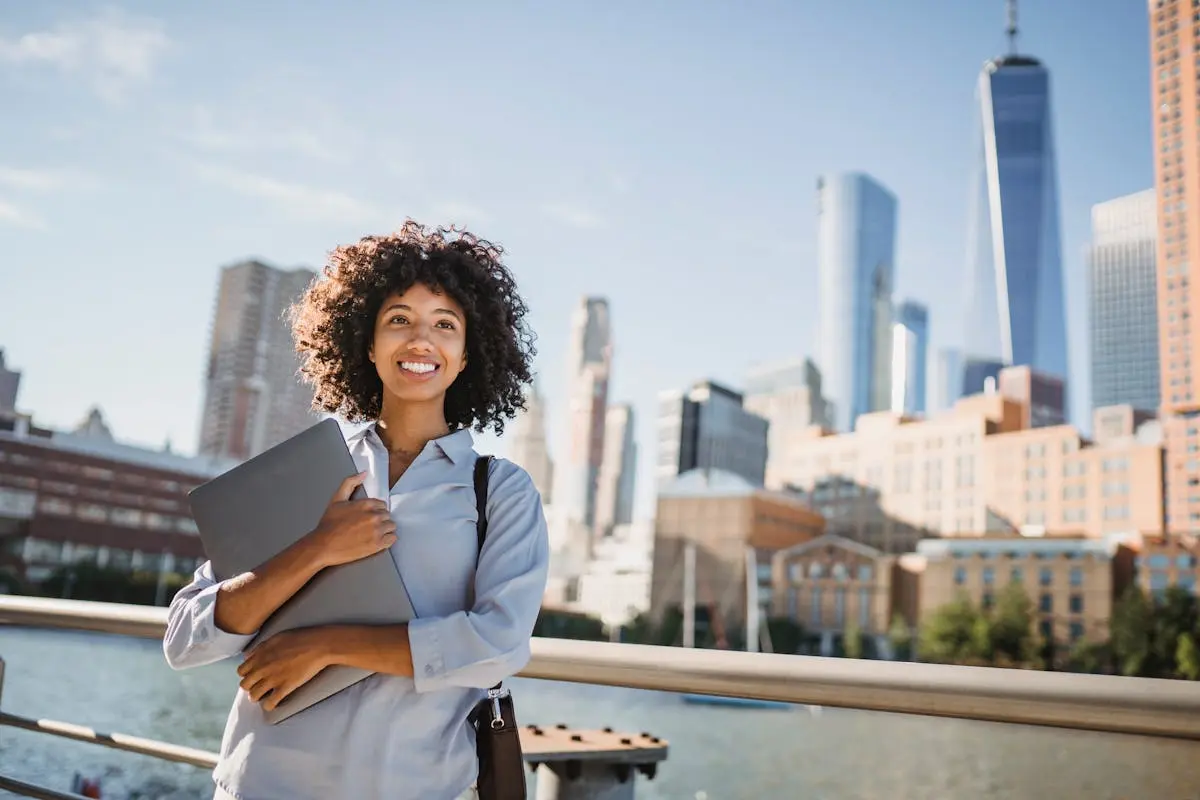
[179,105,348,163]
[0,165,89,192]
[0,199,47,231]
[0,9,170,102]
[423,201,492,226]
[541,203,607,230]
[191,162,389,226]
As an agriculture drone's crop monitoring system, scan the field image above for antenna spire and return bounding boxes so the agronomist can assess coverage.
[1005,0,1019,55]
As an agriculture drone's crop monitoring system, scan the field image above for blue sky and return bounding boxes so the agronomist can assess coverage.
[0,1,1153,519]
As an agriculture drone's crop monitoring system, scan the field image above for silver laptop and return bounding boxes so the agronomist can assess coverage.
[187,418,416,724]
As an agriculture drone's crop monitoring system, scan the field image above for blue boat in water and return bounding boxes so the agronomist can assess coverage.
[681,694,792,711]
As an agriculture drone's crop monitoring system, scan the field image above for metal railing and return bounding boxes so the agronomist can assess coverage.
[3,595,1200,741]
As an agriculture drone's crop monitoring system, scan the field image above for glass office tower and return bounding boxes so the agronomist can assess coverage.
[961,50,1068,403]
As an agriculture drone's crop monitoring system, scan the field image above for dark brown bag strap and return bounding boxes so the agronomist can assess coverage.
[472,456,502,694]
[474,456,493,556]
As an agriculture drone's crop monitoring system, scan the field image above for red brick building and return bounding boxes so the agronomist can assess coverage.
[0,408,235,590]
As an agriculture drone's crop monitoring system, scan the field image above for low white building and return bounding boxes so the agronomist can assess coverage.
[574,520,654,628]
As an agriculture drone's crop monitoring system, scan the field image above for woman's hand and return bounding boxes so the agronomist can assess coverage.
[237,628,333,711]
[307,472,398,569]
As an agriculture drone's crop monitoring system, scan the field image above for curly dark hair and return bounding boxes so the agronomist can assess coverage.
[289,220,536,435]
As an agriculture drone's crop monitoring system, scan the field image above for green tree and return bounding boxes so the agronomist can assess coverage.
[843,621,863,659]
[1110,586,1154,677]
[988,582,1038,668]
[888,613,913,661]
[1151,586,1198,676]
[919,594,990,665]
[622,612,657,645]
[656,605,684,647]
[1176,633,1200,680]
[1067,640,1112,675]
[765,616,806,655]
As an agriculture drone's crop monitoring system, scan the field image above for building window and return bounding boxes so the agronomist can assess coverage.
[1039,620,1053,641]
[982,593,994,610]
[954,566,966,585]
[983,567,995,585]
[1011,567,1024,583]
[857,564,872,581]
[1040,594,1053,613]
[1040,567,1053,586]
[1069,622,1085,642]
[1069,594,1083,614]
[858,588,870,629]
[37,497,72,516]
[835,588,846,626]
[1069,567,1082,587]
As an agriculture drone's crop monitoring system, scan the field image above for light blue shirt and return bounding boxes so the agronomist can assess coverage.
[163,422,550,800]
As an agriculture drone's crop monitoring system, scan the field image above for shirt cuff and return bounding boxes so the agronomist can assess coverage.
[190,581,259,653]
[407,615,448,692]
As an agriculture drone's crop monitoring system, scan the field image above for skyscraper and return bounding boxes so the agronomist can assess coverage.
[554,296,612,536]
[1089,189,1160,414]
[891,301,929,416]
[197,261,318,461]
[594,403,637,539]
[961,2,1068,404]
[1149,0,1200,534]
[506,379,554,504]
[0,349,20,416]
[657,380,768,487]
[932,347,965,414]
[816,172,898,432]
[743,358,832,490]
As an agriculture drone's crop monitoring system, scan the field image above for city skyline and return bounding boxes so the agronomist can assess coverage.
[1,2,1154,521]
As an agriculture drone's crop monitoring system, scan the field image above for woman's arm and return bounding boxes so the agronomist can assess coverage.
[400,462,549,691]
[237,462,548,705]
[164,560,261,670]
[164,472,396,669]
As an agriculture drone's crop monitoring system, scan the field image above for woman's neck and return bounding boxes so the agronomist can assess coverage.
[375,398,451,456]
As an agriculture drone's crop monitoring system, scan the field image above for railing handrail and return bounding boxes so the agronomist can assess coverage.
[3,595,1200,741]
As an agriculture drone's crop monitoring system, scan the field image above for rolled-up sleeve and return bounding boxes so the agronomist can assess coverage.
[163,561,259,670]
[408,461,550,692]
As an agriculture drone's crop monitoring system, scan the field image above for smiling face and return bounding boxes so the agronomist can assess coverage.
[368,283,468,412]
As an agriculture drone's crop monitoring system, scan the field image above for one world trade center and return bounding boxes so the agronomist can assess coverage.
[960,2,1068,399]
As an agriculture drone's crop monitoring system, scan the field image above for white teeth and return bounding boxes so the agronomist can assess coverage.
[400,362,436,374]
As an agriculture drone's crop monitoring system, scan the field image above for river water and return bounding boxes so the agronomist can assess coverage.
[1,628,1199,799]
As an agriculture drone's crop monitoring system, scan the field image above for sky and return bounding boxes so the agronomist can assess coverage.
[0,1,1154,520]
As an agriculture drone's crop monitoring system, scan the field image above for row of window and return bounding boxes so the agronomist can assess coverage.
[973,587,1085,615]
[786,561,874,583]
[36,495,198,534]
[0,449,198,493]
[956,564,1085,588]
[9,536,204,573]
[785,586,872,631]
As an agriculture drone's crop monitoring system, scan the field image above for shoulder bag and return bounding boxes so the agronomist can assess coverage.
[470,455,528,800]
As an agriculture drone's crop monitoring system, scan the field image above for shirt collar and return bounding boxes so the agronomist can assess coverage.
[338,418,476,465]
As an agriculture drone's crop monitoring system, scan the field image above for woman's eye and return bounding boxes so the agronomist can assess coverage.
[436,320,456,330]
[389,315,408,325]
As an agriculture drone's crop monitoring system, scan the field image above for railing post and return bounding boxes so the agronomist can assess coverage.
[534,762,638,800]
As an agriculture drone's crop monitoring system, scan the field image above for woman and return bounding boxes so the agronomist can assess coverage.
[164,221,550,800]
